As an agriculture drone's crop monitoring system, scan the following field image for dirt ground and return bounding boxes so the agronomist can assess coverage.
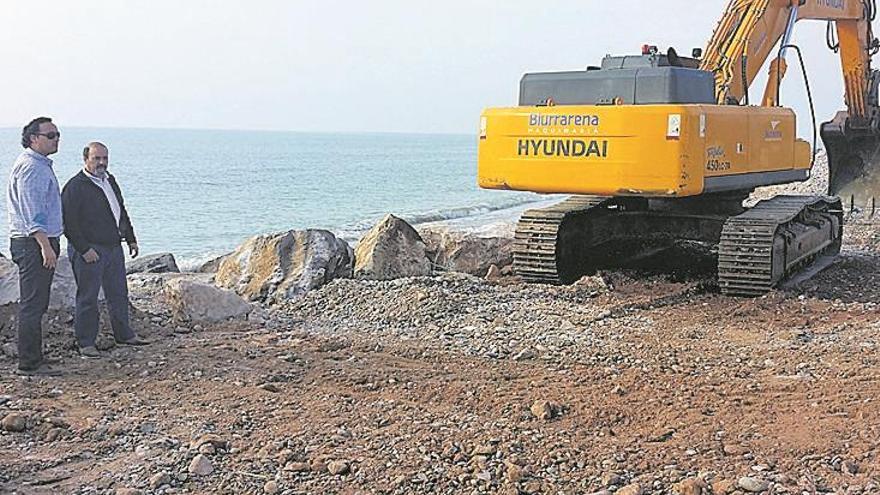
[0,218,878,495]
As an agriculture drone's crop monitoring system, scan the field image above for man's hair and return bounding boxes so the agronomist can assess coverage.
[21,117,52,148]
[83,142,108,161]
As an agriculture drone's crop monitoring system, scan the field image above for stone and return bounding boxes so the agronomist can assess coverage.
[485,264,502,280]
[115,489,144,495]
[0,258,18,306]
[196,254,229,274]
[737,476,769,492]
[601,472,622,486]
[573,274,610,292]
[188,454,214,476]
[617,483,643,495]
[522,480,543,494]
[843,459,860,475]
[1,343,16,358]
[327,460,350,475]
[216,229,353,304]
[530,400,558,420]
[421,229,514,276]
[126,253,180,274]
[149,472,172,489]
[0,256,84,310]
[1,413,27,432]
[354,214,431,280]
[504,461,524,482]
[163,278,252,322]
[193,433,228,450]
[263,480,279,494]
[284,461,310,472]
[711,480,735,495]
[676,477,710,495]
[45,428,64,442]
[259,383,280,393]
[472,444,497,456]
[513,348,536,361]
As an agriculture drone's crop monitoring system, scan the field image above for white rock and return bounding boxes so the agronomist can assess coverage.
[164,278,252,322]
[0,256,89,310]
[216,229,353,304]
[354,214,431,280]
[188,454,214,476]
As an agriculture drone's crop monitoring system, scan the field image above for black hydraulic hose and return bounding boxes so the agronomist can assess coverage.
[742,53,749,105]
[826,21,840,53]
[778,44,818,168]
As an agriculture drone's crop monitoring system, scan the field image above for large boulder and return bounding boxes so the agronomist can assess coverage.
[420,229,514,277]
[196,254,229,274]
[126,253,180,274]
[215,229,353,304]
[0,258,19,306]
[354,214,431,280]
[163,278,252,322]
[0,256,84,311]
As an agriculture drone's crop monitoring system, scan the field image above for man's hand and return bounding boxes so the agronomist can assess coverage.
[128,242,139,258]
[40,245,57,269]
[83,248,100,263]
[32,231,57,270]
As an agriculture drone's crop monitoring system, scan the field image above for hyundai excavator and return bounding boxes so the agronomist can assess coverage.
[477,0,880,296]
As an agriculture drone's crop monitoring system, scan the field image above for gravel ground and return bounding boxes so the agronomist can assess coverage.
[0,173,878,494]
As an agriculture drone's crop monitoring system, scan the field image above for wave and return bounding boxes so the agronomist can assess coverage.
[401,196,551,225]
[333,194,562,243]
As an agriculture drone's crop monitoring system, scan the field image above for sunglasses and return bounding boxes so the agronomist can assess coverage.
[36,132,61,140]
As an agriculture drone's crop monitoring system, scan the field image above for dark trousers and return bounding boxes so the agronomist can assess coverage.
[10,236,59,370]
[68,244,135,348]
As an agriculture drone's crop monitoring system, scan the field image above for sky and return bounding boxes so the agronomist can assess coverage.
[0,0,865,138]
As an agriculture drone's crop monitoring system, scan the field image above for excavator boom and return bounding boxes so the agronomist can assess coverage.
[702,0,880,210]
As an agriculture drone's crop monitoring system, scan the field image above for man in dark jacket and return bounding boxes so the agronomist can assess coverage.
[62,142,149,358]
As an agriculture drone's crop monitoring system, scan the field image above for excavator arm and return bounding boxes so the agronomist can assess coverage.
[701,0,869,111]
[701,0,880,208]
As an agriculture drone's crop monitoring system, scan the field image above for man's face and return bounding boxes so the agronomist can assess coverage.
[30,122,60,156]
[85,145,109,177]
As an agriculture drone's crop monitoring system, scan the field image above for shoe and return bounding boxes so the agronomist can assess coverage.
[16,364,63,377]
[115,336,150,346]
[79,346,102,359]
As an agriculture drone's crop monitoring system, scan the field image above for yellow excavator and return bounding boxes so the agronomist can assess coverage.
[477,0,880,296]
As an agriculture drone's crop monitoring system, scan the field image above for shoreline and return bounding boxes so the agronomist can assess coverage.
[174,195,563,272]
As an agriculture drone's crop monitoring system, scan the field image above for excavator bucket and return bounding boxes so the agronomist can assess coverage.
[821,111,880,217]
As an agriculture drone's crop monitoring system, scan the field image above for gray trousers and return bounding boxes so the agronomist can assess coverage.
[10,236,59,371]
[68,244,135,348]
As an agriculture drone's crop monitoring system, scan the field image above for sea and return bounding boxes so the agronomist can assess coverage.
[0,127,558,269]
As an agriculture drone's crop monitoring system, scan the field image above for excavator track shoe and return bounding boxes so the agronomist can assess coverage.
[717,196,843,296]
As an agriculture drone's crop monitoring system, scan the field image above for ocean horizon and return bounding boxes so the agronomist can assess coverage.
[0,127,552,269]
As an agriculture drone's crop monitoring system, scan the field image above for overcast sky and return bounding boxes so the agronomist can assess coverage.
[0,0,863,137]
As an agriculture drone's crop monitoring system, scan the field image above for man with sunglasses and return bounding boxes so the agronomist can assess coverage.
[6,117,63,376]
[62,142,148,359]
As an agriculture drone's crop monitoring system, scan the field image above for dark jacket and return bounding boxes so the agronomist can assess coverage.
[62,171,136,254]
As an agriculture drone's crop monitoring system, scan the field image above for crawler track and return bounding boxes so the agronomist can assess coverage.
[513,196,611,284]
[514,194,843,297]
[717,195,843,296]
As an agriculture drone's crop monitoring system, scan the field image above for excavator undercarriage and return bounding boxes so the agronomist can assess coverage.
[512,193,843,295]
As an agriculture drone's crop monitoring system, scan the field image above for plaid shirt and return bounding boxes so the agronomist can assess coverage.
[6,148,63,237]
